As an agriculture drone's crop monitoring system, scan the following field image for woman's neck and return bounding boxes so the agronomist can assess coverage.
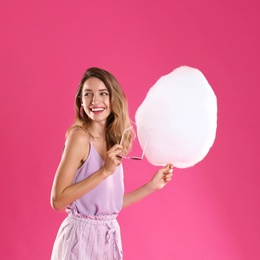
[88,122,106,140]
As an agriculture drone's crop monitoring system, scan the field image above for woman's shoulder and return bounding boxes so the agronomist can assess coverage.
[66,127,90,147]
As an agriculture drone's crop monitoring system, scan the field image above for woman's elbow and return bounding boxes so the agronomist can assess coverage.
[50,196,64,211]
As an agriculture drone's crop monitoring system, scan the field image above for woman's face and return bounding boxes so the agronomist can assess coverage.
[81,77,111,123]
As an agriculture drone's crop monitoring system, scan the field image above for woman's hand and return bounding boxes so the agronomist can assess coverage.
[149,163,174,191]
[102,144,123,176]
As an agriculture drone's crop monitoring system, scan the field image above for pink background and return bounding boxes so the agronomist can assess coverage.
[1,0,259,259]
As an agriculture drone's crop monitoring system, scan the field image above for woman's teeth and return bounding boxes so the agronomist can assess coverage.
[91,108,104,112]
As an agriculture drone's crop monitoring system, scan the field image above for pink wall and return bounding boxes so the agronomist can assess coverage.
[1,0,259,259]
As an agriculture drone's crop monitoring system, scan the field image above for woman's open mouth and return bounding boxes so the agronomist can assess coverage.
[90,107,105,113]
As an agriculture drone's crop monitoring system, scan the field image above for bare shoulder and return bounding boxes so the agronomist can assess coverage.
[66,127,89,144]
[64,127,90,160]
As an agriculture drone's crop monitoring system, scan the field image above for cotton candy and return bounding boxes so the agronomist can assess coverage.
[135,66,217,168]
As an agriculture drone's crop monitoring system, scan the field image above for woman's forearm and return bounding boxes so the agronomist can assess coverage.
[122,164,173,208]
[122,181,155,208]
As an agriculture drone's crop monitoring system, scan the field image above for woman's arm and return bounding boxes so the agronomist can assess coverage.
[50,129,123,211]
[122,164,173,208]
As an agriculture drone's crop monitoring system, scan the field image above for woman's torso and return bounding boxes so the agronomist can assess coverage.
[66,142,124,216]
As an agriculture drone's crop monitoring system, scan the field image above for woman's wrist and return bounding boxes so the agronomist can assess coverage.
[100,166,113,178]
[146,180,158,193]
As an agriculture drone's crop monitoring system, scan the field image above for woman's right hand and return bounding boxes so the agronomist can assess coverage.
[102,144,123,176]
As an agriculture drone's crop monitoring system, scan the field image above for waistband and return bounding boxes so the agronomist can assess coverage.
[67,210,118,224]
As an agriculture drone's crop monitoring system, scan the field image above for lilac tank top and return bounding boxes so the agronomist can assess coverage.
[66,142,124,216]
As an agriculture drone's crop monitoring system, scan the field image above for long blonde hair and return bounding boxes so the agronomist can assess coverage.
[67,67,134,153]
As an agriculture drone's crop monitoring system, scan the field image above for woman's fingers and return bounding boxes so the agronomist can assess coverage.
[163,172,173,182]
[163,163,174,182]
[103,145,124,174]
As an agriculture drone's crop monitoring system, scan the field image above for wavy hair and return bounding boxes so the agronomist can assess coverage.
[67,67,134,153]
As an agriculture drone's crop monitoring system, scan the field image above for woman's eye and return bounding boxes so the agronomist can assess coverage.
[84,92,92,97]
[101,92,109,96]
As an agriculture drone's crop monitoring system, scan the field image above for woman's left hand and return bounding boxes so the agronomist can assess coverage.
[149,163,174,191]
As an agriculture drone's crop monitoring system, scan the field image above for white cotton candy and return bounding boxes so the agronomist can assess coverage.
[135,66,217,168]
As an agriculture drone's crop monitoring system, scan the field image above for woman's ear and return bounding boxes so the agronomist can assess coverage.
[80,106,85,118]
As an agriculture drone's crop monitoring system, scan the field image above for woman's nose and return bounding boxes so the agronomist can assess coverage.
[91,94,99,104]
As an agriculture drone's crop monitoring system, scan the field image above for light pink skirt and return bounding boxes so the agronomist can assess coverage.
[51,213,123,260]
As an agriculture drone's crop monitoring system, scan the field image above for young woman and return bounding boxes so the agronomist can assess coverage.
[50,67,173,260]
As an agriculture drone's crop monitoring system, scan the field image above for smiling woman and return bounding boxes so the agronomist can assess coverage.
[70,67,133,153]
[50,67,174,260]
